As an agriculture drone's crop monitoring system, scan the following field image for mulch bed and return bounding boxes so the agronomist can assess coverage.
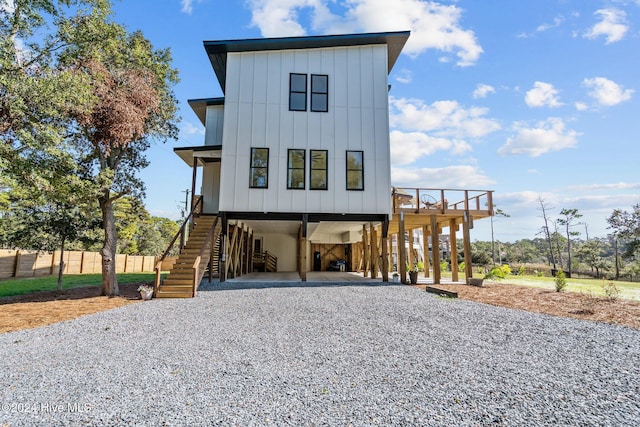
[0,282,143,334]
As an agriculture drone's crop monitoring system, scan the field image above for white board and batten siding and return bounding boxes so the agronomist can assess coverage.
[218,44,392,215]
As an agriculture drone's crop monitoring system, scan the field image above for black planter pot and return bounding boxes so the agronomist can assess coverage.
[408,271,418,284]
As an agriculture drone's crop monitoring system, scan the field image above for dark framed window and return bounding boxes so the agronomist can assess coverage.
[310,74,328,112]
[250,147,269,188]
[310,150,328,190]
[289,73,307,111]
[287,149,305,189]
[346,150,364,191]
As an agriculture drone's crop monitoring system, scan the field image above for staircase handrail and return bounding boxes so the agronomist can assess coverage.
[154,196,203,293]
[191,215,220,297]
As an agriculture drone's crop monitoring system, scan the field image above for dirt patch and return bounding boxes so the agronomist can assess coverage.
[1,281,639,334]
[0,283,143,334]
[414,281,640,330]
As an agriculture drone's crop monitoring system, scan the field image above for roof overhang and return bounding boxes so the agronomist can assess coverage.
[187,97,224,126]
[174,145,222,167]
[204,31,410,92]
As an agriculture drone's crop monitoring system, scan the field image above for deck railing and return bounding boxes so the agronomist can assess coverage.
[391,187,493,216]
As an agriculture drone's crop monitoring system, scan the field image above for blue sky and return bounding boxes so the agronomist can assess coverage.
[111,0,639,242]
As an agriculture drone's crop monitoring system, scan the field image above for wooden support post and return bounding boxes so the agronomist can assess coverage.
[220,214,228,282]
[449,219,459,282]
[300,214,307,281]
[399,212,407,284]
[362,225,369,278]
[463,211,473,283]
[388,233,394,275]
[381,217,389,282]
[190,160,198,226]
[370,224,378,279]
[431,215,441,285]
[422,225,430,278]
[407,227,414,270]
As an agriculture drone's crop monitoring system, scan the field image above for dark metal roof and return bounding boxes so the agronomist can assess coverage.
[174,145,223,167]
[204,31,410,93]
[187,97,225,126]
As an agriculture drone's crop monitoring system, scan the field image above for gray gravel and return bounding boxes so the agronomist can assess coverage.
[1,281,639,426]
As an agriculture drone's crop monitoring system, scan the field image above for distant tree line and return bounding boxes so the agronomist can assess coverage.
[468,201,640,281]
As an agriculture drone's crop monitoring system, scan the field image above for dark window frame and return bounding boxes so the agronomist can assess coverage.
[346,150,364,191]
[289,73,307,112]
[249,147,269,189]
[310,74,329,112]
[310,149,328,190]
[287,149,306,190]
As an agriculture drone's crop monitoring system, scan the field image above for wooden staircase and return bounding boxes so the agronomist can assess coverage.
[156,215,221,298]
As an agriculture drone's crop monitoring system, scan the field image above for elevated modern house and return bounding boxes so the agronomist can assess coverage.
[155,31,494,297]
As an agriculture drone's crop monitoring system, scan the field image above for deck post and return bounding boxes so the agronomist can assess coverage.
[190,159,198,227]
[300,214,307,282]
[362,225,369,278]
[407,227,414,270]
[463,211,473,283]
[422,225,430,278]
[381,217,389,282]
[431,215,441,285]
[220,213,227,282]
[370,224,378,278]
[449,219,459,282]
[399,212,407,284]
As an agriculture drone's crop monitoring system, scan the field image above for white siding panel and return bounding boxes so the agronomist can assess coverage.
[204,105,224,146]
[252,52,269,104]
[238,53,255,104]
[219,44,393,215]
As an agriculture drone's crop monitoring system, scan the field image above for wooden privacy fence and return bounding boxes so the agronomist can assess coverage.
[0,249,178,280]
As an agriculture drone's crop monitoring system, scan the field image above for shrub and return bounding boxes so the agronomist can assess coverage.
[518,265,525,276]
[416,261,424,272]
[554,269,567,292]
[578,291,598,315]
[602,281,620,302]
[440,261,448,272]
[484,264,511,281]
[458,261,465,272]
[535,270,545,277]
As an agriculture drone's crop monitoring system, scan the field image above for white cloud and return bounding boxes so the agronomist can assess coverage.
[536,16,565,33]
[181,121,205,136]
[247,0,483,66]
[181,0,207,15]
[567,182,640,192]
[181,0,194,14]
[584,8,628,44]
[525,81,563,108]
[395,69,412,84]
[389,130,470,166]
[1,0,15,13]
[391,165,494,189]
[498,118,580,157]
[574,102,588,111]
[583,77,634,107]
[389,97,501,139]
[472,83,495,99]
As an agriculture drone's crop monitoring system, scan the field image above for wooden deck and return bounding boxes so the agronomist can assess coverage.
[387,187,494,285]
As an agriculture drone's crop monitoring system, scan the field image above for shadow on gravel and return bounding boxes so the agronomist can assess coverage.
[199,281,403,292]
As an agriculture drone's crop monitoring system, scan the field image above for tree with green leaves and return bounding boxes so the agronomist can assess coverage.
[557,208,582,276]
[2,1,179,296]
[61,13,179,295]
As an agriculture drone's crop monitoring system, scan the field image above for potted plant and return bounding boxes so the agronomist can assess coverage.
[408,263,419,285]
[138,284,154,301]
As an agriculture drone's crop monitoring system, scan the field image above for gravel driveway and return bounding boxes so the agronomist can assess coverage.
[1,281,639,426]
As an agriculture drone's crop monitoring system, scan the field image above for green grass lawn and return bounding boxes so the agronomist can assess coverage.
[500,275,640,301]
[0,273,162,298]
